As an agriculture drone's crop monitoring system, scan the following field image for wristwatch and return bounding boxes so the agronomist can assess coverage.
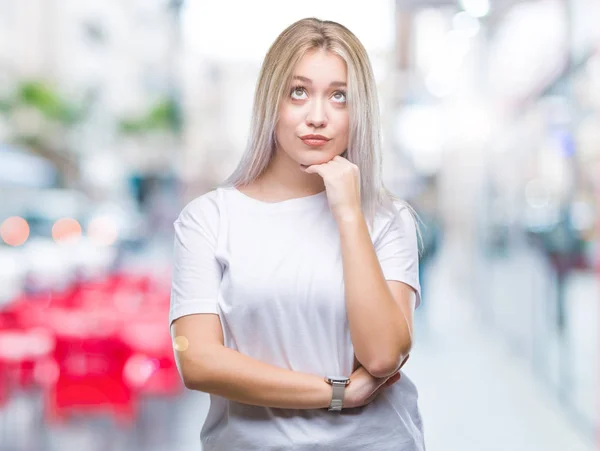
[324,376,351,411]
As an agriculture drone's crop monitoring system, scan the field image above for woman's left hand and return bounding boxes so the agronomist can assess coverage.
[303,155,361,222]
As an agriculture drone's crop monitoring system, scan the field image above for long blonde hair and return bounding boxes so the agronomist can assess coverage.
[220,17,417,235]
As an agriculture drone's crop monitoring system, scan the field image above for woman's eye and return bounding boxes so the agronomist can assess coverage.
[332,91,347,103]
[291,87,307,100]
[290,87,346,103]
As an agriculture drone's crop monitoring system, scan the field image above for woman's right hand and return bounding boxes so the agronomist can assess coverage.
[343,355,409,409]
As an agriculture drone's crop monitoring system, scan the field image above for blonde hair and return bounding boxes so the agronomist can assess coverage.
[220,17,419,238]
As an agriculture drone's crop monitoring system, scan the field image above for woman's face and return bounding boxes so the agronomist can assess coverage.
[275,48,349,168]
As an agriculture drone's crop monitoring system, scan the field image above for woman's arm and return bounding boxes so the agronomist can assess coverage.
[303,157,418,379]
[337,212,415,378]
[172,313,332,410]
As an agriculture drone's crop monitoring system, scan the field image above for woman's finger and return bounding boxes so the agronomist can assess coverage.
[383,373,400,387]
[302,165,322,175]
[363,374,401,406]
[362,375,399,407]
[303,163,331,177]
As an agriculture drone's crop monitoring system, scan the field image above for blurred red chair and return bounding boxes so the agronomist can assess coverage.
[44,309,136,426]
[1,270,179,427]
[120,319,181,397]
[0,326,55,390]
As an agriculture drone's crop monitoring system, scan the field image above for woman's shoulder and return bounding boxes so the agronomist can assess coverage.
[375,193,416,224]
[175,188,224,224]
[372,194,419,239]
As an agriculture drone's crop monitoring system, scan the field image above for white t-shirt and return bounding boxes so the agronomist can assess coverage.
[169,186,424,451]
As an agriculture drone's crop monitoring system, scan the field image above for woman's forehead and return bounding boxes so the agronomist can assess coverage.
[291,50,347,83]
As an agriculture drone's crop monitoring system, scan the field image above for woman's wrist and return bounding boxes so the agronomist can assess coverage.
[333,206,363,225]
[321,377,333,409]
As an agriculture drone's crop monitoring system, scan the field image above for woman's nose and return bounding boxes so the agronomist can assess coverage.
[305,99,328,128]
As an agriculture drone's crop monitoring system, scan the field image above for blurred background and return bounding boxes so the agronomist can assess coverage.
[0,0,598,450]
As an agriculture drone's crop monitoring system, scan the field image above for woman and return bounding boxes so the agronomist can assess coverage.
[170,17,424,450]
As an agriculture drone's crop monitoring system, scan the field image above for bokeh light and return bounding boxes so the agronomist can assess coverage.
[124,354,159,387]
[173,336,189,352]
[87,215,119,246]
[0,216,30,246]
[52,218,82,243]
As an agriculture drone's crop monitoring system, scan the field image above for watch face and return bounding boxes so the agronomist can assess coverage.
[326,376,350,385]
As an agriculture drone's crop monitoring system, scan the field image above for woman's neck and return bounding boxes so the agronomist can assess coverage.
[248,149,325,201]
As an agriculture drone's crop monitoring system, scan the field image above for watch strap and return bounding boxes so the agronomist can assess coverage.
[328,381,346,411]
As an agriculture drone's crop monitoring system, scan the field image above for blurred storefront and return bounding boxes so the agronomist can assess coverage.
[393,0,599,440]
[482,0,598,437]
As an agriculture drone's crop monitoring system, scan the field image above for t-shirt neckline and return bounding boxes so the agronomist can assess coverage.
[225,186,328,211]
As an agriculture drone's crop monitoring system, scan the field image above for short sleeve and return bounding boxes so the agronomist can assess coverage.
[375,202,422,309]
[169,193,223,326]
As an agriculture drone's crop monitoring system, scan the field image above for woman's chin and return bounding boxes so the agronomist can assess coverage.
[298,156,334,169]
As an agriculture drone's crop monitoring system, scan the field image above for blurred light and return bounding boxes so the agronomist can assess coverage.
[525,179,551,209]
[423,28,471,98]
[173,335,189,352]
[371,54,390,84]
[414,9,448,74]
[452,12,480,38]
[448,104,492,144]
[81,153,126,190]
[487,1,566,100]
[52,218,82,244]
[395,105,445,174]
[425,71,458,97]
[396,105,444,153]
[124,354,158,387]
[459,0,490,18]
[445,30,472,59]
[87,215,119,247]
[1,216,30,246]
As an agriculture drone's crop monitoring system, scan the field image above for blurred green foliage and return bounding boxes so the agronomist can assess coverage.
[119,98,181,134]
[0,81,86,184]
[0,81,85,125]
[19,81,83,124]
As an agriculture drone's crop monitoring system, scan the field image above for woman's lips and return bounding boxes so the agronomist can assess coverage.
[301,138,329,147]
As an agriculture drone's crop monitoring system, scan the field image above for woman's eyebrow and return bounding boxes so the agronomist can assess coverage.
[292,75,347,87]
